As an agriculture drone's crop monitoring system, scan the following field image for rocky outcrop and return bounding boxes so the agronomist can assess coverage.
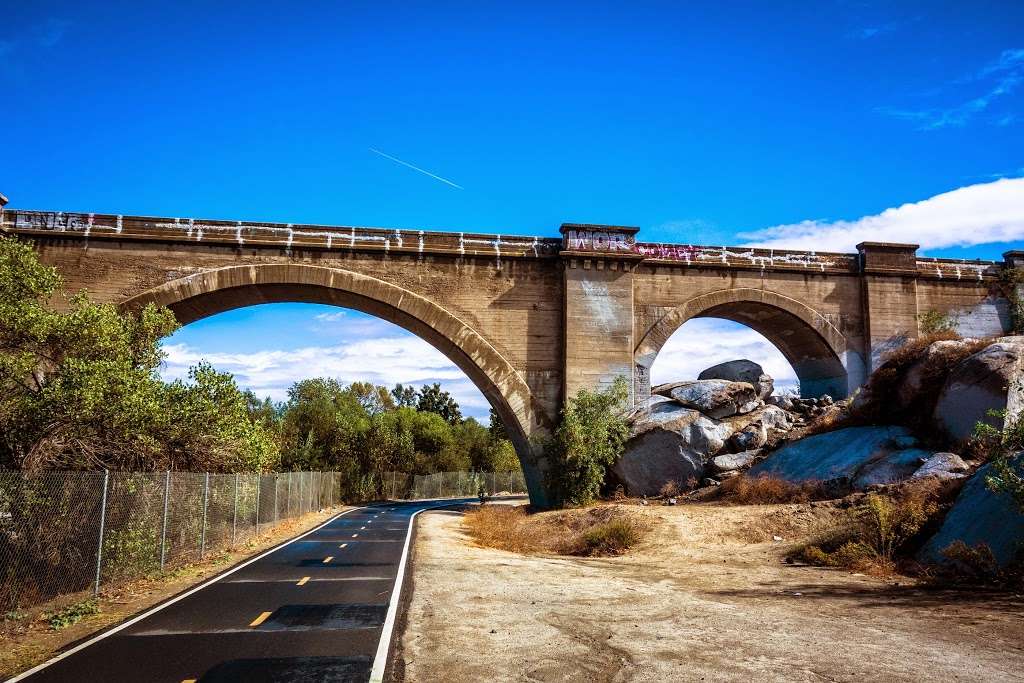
[617,361,803,495]
[919,460,1024,568]
[933,337,1024,444]
[698,359,774,399]
[613,401,735,496]
[654,380,759,419]
[850,335,1024,447]
[748,426,928,490]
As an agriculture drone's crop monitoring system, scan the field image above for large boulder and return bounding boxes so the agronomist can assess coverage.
[919,460,1024,568]
[613,428,705,497]
[748,425,926,489]
[616,401,740,495]
[712,449,762,473]
[622,395,677,423]
[653,380,759,419]
[933,338,1024,444]
[698,359,774,399]
[911,452,970,481]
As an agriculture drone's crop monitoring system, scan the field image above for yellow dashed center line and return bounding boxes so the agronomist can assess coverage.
[323,556,334,564]
[250,611,272,627]
[297,576,310,586]
[181,679,197,683]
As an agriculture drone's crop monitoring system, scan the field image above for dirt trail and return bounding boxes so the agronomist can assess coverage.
[400,503,1024,682]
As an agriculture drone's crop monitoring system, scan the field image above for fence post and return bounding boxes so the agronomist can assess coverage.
[287,474,292,518]
[232,472,239,546]
[254,474,261,537]
[160,470,170,570]
[93,470,110,597]
[200,472,210,560]
[274,476,279,523]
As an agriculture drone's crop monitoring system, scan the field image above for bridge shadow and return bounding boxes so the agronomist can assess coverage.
[706,578,1024,613]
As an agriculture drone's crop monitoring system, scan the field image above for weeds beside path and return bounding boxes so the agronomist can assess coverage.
[401,501,1024,682]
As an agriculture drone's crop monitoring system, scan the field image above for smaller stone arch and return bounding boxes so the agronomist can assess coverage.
[635,288,854,401]
[121,263,552,504]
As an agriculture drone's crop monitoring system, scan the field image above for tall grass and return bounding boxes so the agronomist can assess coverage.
[463,504,648,556]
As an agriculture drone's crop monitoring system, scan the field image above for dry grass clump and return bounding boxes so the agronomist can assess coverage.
[463,503,650,556]
[790,479,948,577]
[719,474,827,504]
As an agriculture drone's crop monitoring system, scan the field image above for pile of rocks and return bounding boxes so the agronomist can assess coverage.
[613,359,806,496]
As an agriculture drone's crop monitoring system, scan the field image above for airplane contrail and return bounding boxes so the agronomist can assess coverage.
[369,148,464,190]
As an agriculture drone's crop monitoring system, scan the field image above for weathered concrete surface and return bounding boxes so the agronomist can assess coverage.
[4,210,1014,505]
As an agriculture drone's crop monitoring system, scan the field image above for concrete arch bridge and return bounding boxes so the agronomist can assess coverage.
[4,209,1015,505]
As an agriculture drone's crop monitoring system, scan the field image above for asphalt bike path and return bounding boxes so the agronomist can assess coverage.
[9,499,470,683]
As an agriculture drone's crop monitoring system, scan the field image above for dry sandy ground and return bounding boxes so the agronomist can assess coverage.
[400,502,1024,682]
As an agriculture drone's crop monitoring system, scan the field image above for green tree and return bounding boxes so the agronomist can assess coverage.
[545,377,630,507]
[391,383,418,408]
[488,407,508,441]
[347,381,395,415]
[416,383,462,425]
[0,236,275,472]
[279,378,368,471]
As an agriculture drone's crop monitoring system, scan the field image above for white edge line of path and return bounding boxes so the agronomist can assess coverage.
[369,500,463,683]
[5,506,362,683]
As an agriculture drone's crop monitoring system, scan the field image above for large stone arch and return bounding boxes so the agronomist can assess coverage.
[121,263,551,505]
[635,288,854,401]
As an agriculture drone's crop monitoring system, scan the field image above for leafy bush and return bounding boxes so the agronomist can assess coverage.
[973,410,1024,510]
[543,377,630,507]
[46,599,99,630]
[916,309,958,335]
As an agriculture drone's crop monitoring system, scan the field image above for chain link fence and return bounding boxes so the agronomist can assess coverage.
[0,470,343,613]
[382,470,528,500]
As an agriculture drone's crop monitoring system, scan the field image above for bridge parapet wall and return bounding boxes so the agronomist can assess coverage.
[2,209,562,260]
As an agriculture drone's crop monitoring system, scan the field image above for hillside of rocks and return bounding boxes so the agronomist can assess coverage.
[616,336,1024,568]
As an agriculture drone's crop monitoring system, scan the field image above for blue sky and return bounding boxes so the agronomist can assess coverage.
[3,2,1023,418]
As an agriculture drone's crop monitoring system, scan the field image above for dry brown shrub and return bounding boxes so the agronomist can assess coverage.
[462,503,650,556]
[658,480,680,498]
[790,479,949,577]
[855,332,991,433]
[720,474,827,504]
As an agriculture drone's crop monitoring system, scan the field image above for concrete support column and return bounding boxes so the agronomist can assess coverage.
[560,224,643,403]
[857,242,920,370]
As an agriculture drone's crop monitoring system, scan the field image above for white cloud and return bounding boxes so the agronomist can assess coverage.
[160,336,492,419]
[739,177,1024,253]
[650,319,798,393]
